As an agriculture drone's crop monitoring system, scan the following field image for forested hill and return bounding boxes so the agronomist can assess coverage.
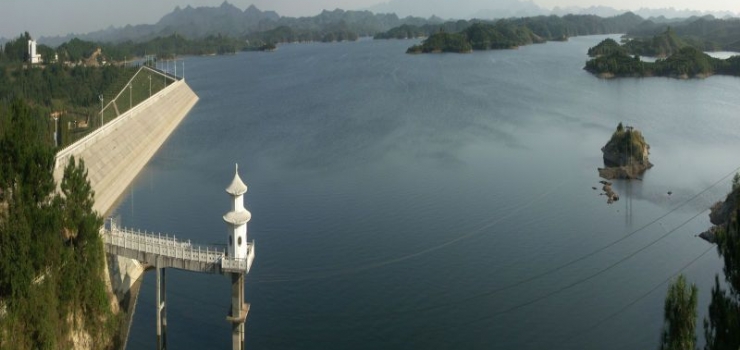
[626,16,740,51]
[377,12,644,40]
[392,13,645,53]
[584,45,740,78]
[584,20,740,78]
[588,28,689,57]
[406,22,544,53]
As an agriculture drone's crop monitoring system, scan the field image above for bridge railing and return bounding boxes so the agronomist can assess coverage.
[104,227,225,265]
[221,242,254,273]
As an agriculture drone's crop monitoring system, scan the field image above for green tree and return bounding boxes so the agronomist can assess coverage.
[0,99,115,349]
[703,208,740,350]
[660,274,698,350]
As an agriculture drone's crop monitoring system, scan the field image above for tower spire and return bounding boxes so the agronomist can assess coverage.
[226,163,247,196]
[224,164,250,260]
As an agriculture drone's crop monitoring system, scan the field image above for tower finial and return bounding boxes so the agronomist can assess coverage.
[226,163,248,195]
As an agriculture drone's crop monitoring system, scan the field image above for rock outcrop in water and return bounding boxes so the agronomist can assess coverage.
[700,185,740,243]
[598,123,653,180]
[599,180,620,204]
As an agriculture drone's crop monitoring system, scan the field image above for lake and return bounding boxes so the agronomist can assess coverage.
[120,35,739,349]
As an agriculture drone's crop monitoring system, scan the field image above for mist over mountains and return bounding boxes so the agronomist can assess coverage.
[367,0,737,19]
[30,0,739,47]
[37,2,431,47]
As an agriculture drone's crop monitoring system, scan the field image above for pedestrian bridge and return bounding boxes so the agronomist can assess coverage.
[102,220,254,274]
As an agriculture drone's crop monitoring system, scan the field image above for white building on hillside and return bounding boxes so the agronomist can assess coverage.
[28,39,42,64]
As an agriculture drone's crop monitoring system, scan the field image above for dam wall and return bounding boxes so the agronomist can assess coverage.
[53,78,198,349]
[54,79,198,215]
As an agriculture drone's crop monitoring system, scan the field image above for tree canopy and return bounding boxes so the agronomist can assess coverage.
[660,275,698,350]
[0,99,117,349]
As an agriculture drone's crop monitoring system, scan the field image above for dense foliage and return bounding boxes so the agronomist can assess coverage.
[385,12,648,54]
[0,100,118,349]
[243,23,360,49]
[703,204,740,350]
[373,24,429,39]
[406,22,544,54]
[658,187,740,350]
[375,20,471,39]
[407,32,473,54]
[660,275,698,350]
[379,12,645,42]
[0,36,141,147]
[464,22,544,50]
[622,28,688,57]
[588,28,690,58]
[587,38,627,57]
[605,122,649,162]
[627,16,740,52]
[585,45,740,78]
[508,12,645,39]
[0,61,132,108]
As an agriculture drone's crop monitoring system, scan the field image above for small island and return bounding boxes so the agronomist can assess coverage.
[406,22,543,54]
[407,32,473,54]
[598,123,653,180]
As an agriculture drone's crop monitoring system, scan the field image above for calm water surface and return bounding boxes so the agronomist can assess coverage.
[121,35,740,349]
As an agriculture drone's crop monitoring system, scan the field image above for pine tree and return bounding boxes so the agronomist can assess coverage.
[660,274,698,350]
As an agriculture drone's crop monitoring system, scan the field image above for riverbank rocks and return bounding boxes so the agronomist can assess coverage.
[598,123,653,180]
[699,187,739,243]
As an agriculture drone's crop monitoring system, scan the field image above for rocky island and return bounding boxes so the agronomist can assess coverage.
[598,123,653,180]
[700,176,740,243]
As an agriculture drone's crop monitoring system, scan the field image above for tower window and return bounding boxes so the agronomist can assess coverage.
[238,236,242,246]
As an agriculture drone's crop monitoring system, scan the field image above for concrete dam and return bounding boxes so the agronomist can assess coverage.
[53,68,199,348]
[54,76,198,215]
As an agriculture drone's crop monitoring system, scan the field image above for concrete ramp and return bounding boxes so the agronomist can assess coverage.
[54,79,199,215]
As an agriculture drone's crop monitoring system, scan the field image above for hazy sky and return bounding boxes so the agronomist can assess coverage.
[2,0,739,39]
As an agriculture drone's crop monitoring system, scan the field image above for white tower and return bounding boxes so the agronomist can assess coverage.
[27,40,41,64]
[223,164,251,260]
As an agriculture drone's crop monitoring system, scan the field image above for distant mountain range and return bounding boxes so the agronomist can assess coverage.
[38,1,433,47]
[34,1,739,47]
[368,0,737,20]
[552,6,738,19]
[368,0,548,19]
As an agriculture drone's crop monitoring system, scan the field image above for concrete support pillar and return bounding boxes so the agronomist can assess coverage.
[227,272,247,350]
[156,267,167,350]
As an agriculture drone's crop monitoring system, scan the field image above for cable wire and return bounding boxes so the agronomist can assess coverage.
[561,244,715,346]
[405,204,712,338]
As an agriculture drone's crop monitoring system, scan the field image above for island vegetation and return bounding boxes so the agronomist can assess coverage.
[588,28,689,58]
[626,15,740,52]
[407,32,473,53]
[583,17,740,79]
[585,44,740,78]
[379,13,644,53]
[407,22,545,53]
[598,122,652,180]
